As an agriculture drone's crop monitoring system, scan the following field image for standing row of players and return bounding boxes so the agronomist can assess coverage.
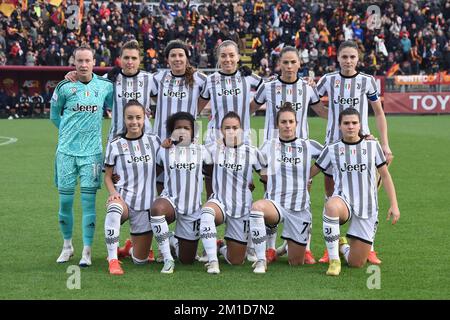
[50,38,399,276]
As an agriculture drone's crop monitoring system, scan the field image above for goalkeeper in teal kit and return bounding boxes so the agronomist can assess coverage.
[50,45,114,266]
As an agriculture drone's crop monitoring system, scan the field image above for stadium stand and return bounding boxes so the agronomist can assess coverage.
[0,0,449,118]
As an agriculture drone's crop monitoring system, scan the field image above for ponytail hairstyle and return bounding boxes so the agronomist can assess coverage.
[122,99,146,136]
[165,40,196,88]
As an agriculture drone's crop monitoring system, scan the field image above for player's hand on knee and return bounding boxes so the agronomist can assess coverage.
[107,192,122,204]
[65,71,78,82]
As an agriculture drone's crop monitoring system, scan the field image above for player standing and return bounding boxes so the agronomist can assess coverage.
[51,45,114,266]
[315,40,393,264]
[250,46,328,264]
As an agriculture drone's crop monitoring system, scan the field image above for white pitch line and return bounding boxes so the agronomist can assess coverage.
[0,136,18,146]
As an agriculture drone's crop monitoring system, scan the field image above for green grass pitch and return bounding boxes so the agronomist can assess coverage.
[0,115,449,299]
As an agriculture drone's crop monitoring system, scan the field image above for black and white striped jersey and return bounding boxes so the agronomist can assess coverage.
[254,76,320,140]
[316,72,379,144]
[104,133,160,211]
[260,137,323,211]
[315,138,386,219]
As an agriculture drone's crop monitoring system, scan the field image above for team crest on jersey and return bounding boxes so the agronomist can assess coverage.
[334,80,340,88]
[297,89,303,95]
[139,81,143,87]
[362,148,367,155]
[340,147,357,156]
[94,90,98,97]
[276,86,282,95]
[357,83,361,90]
[145,143,150,150]
[236,75,242,83]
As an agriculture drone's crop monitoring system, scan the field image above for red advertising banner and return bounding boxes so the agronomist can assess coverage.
[384,92,450,114]
[0,66,110,95]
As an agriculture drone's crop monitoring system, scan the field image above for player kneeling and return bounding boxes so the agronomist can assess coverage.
[150,112,211,273]
[249,106,323,273]
[310,108,400,276]
[199,112,264,274]
[103,100,160,275]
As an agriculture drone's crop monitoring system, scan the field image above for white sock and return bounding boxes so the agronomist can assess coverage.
[200,207,218,262]
[247,235,254,251]
[340,243,350,263]
[306,222,312,251]
[169,233,179,258]
[371,243,375,251]
[323,214,340,260]
[250,210,267,261]
[63,239,73,249]
[82,245,91,255]
[219,245,232,265]
[105,203,122,261]
[266,225,277,249]
[150,215,173,261]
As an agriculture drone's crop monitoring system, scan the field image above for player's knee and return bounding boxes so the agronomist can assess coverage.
[251,200,266,213]
[150,199,167,217]
[324,201,340,217]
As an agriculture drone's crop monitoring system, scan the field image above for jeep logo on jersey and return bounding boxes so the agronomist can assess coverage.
[127,155,152,164]
[279,155,302,165]
[118,91,142,99]
[170,162,196,170]
[333,96,360,106]
[276,101,302,111]
[163,90,187,99]
[217,88,241,96]
[72,103,98,113]
[340,162,367,173]
[219,162,243,171]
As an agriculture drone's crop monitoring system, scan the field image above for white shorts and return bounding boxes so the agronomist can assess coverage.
[268,200,312,246]
[129,208,152,236]
[160,195,202,241]
[208,199,249,245]
[335,195,378,244]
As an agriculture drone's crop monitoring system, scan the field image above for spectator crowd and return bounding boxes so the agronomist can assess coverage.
[1,0,450,119]
[1,0,449,75]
